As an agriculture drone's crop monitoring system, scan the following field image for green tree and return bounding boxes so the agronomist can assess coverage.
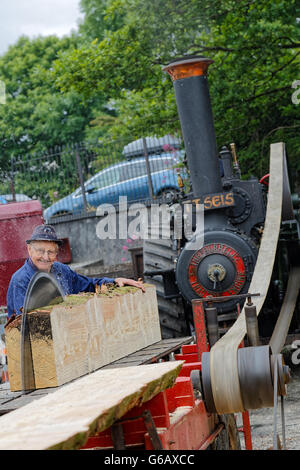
[53,0,300,180]
[0,35,107,169]
[0,34,118,207]
[78,0,125,41]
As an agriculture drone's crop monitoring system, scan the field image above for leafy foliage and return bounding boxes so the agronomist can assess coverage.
[53,0,300,182]
[0,35,109,169]
[0,0,299,203]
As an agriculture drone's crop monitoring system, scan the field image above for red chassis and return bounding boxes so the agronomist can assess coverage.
[81,303,253,451]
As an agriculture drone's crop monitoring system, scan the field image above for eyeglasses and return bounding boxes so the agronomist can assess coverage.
[31,246,58,258]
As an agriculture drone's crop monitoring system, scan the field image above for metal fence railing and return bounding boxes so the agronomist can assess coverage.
[0,135,186,222]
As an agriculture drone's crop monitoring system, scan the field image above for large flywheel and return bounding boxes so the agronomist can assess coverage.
[176,229,257,314]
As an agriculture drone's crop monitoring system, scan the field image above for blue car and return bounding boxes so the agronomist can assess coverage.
[0,194,32,204]
[43,152,184,221]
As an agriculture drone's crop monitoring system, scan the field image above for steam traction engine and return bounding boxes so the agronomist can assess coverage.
[140,56,300,449]
[143,56,300,341]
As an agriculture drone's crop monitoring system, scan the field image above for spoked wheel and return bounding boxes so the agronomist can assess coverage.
[143,219,191,339]
[209,415,241,450]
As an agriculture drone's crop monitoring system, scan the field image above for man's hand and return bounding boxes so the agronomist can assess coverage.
[114,277,145,292]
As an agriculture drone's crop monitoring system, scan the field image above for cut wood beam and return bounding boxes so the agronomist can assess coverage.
[0,361,183,450]
[5,284,161,391]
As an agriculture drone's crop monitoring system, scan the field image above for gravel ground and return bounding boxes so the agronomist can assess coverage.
[237,365,300,450]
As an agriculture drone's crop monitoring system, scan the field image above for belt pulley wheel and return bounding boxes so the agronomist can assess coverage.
[200,351,217,414]
[237,346,274,410]
[271,354,291,397]
[201,346,291,414]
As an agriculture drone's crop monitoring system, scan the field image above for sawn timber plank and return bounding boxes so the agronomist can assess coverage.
[0,361,183,450]
[5,284,161,391]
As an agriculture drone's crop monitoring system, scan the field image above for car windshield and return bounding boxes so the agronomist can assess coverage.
[119,161,146,181]
[149,158,176,172]
[88,167,120,190]
[75,167,121,195]
[119,156,179,181]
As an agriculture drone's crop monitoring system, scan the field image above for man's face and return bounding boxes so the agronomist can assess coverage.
[27,241,59,272]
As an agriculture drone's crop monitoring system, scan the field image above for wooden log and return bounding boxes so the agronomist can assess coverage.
[0,361,183,450]
[5,284,161,391]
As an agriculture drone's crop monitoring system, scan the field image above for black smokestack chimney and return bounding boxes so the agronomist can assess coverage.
[163,57,222,199]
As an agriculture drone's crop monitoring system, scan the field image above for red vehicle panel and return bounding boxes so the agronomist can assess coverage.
[0,201,43,306]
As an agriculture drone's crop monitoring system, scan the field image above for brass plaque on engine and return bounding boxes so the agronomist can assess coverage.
[184,191,235,211]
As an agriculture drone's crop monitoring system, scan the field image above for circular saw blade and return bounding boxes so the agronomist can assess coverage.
[20,272,65,393]
[23,272,65,312]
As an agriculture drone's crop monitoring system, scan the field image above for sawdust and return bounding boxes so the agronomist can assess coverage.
[28,311,52,339]
[4,315,21,331]
[30,284,145,312]
[31,337,58,388]
[5,286,146,329]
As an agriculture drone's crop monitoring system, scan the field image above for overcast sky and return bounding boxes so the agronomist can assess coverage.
[0,0,82,55]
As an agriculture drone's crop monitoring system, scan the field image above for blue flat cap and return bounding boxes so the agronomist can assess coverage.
[26,225,63,245]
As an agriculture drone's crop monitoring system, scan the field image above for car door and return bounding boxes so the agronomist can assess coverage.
[84,166,121,207]
[119,160,152,202]
[148,156,179,194]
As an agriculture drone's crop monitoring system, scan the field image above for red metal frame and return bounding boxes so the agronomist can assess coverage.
[81,372,217,450]
[192,300,209,361]
[240,409,252,450]
[259,173,270,186]
[80,298,253,450]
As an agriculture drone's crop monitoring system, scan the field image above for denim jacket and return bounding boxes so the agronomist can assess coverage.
[6,258,115,318]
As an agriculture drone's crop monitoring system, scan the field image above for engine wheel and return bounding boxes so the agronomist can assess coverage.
[143,224,191,339]
[210,414,241,450]
[157,188,180,202]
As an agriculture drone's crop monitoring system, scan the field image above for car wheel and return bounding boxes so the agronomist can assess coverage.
[49,210,72,221]
[157,188,180,202]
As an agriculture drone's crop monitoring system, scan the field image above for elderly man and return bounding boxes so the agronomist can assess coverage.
[7,224,145,318]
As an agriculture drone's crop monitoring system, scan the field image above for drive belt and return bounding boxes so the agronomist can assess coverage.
[207,142,293,414]
[270,265,300,355]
